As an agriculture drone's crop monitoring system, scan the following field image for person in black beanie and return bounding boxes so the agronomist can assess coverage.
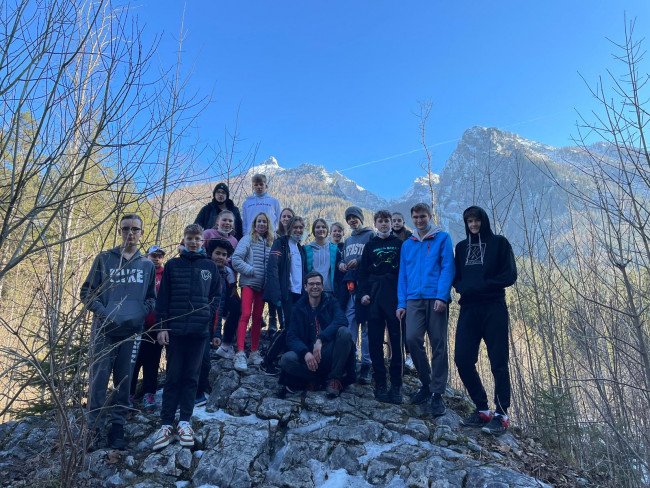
[194,182,244,240]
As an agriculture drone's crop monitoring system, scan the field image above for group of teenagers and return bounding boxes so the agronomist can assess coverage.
[80,172,517,453]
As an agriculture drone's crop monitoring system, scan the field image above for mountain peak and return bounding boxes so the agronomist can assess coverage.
[251,156,282,174]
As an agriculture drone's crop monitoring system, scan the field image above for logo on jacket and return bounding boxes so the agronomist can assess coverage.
[201,270,212,281]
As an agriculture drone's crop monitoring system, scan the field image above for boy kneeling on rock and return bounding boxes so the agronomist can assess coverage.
[278,271,356,396]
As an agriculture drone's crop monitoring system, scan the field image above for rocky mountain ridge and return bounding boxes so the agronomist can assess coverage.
[240,126,599,245]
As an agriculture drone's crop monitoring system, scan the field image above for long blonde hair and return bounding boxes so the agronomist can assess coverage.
[250,212,274,247]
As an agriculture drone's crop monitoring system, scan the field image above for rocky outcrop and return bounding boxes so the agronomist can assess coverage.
[0,334,558,488]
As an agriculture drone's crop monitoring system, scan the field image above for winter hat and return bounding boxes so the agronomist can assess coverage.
[213,182,230,200]
[345,206,364,223]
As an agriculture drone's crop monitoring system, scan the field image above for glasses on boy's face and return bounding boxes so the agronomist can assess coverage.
[121,226,142,233]
[306,282,323,288]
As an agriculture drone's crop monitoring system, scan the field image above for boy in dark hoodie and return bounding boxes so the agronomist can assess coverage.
[358,210,403,403]
[337,206,375,384]
[152,224,219,451]
[453,206,517,436]
[81,214,156,450]
[194,182,244,240]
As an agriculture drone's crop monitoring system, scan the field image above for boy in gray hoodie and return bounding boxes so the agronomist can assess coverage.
[81,214,156,449]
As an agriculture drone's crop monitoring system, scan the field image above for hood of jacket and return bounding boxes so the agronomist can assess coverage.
[463,206,494,241]
[412,224,445,242]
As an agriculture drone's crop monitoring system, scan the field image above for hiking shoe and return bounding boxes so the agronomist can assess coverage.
[215,344,235,359]
[234,351,248,372]
[410,385,431,405]
[430,393,446,417]
[460,410,493,428]
[107,423,128,450]
[177,422,194,447]
[153,425,174,451]
[142,393,156,411]
[404,354,415,371]
[248,350,264,366]
[388,384,403,404]
[357,364,372,385]
[194,393,207,407]
[374,384,390,402]
[87,427,104,451]
[326,379,343,397]
[482,414,509,436]
[260,362,280,376]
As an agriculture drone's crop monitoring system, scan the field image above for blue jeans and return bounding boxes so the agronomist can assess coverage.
[346,295,371,365]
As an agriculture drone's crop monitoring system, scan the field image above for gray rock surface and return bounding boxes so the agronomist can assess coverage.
[0,339,554,488]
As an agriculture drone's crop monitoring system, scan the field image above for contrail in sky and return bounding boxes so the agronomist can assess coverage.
[336,112,564,173]
[337,138,459,173]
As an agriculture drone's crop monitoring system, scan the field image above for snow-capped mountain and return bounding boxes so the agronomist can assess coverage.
[175,126,601,247]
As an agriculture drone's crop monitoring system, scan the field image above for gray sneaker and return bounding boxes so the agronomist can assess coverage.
[234,351,248,372]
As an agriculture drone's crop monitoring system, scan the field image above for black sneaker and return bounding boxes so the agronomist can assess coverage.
[430,393,446,417]
[87,427,104,452]
[357,364,372,385]
[388,384,402,404]
[482,414,509,436]
[107,423,128,450]
[460,410,493,428]
[374,384,390,402]
[260,362,280,376]
[410,385,431,405]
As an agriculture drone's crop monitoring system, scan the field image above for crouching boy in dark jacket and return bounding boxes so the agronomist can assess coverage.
[152,224,219,451]
[279,271,355,397]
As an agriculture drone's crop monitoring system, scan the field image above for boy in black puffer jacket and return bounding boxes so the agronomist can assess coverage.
[152,224,219,451]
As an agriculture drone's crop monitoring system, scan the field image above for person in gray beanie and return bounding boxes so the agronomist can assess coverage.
[337,206,375,384]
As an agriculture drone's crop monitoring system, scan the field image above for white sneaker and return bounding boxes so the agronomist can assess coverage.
[152,425,174,451]
[216,344,235,359]
[404,354,415,370]
[177,422,194,447]
[234,351,248,372]
[248,350,263,366]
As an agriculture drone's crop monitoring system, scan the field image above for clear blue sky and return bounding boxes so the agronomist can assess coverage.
[135,1,650,200]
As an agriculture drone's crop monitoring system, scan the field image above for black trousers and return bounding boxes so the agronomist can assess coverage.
[197,338,211,396]
[368,314,403,387]
[222,292,241,344]
[279,327,354,385]
[264,292,301,364]
[160,335,207,425]
[454,300,511,415]
[130,330,163,397]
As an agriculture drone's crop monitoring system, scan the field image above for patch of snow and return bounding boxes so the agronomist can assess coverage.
[191,408,267,425]
[310,461,373,488]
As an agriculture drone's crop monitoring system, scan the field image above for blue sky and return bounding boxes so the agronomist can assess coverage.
[135,1,650,200]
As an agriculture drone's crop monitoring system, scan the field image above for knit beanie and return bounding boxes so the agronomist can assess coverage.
[213,182,230,200]
[345,206,364,223]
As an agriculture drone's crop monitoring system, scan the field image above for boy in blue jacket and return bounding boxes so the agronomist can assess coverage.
[396,203,455,417]
[153,224,219,451]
